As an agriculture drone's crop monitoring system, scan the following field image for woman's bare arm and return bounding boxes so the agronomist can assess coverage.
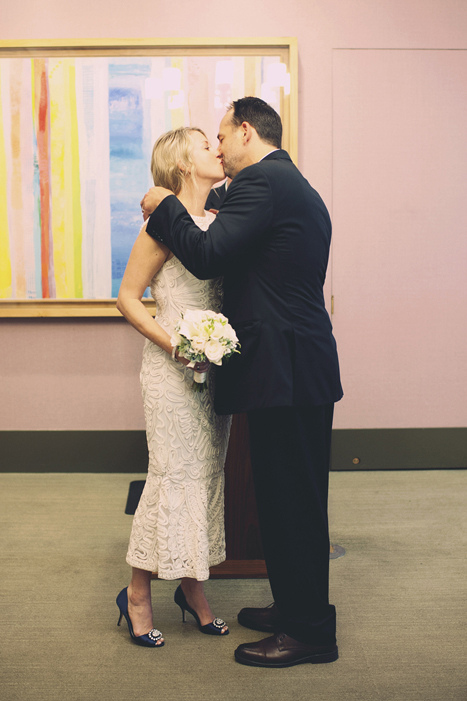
[117,223,211,372]
[116,225,174,355]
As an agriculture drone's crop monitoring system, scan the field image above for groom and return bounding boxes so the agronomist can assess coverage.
[141,97,343,667]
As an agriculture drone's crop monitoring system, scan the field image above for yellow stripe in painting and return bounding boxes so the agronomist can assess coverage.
[0,66,13,297]
[244,56,258,99]
[62,62,75,297]
[49,59,74,297]
[170,57,185,130]
[68,63,83,298]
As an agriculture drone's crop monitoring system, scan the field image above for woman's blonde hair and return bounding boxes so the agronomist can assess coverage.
[151,127,206,195]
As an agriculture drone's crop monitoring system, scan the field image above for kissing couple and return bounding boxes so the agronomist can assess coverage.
[116,96,343,667]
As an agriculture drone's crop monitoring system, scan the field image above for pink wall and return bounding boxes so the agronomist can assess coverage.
[1,0,466,430]
[1,319,145,430]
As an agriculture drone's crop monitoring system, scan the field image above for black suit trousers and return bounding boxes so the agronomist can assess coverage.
[247,404,337,645]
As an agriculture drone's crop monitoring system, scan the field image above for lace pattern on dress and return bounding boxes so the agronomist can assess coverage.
[126,211,231,581]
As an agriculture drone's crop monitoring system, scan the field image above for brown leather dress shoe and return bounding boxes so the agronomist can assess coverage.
[237,603,283,632]
[234,632,338,668]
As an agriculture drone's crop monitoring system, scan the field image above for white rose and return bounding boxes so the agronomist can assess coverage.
[191,336,206,353]
[184,309,208,325]
[199,322,213,338]
[204,339,225,365]
[222,324,239,344]
[178,319,198,339]
[209,321,225,340]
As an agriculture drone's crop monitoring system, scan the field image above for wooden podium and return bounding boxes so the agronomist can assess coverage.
[210,413,267,578]
[209,414,345,576]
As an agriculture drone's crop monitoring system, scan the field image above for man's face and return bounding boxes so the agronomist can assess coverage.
[216,110,244,179]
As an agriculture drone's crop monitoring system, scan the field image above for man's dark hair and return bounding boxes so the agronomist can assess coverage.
[230,97,282,149]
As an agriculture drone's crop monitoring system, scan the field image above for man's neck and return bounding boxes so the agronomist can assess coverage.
[231,144,280,178]
[251,143,279,165]
[259,148,280,161]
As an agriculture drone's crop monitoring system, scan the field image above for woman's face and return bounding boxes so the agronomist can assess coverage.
[188,130,225,185]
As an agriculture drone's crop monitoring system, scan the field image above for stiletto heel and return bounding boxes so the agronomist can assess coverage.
[174,584,229,636]
[116,587,164,647]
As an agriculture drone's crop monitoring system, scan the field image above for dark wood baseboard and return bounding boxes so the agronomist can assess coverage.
[2,428,465,472]
[150,560,268,579]
[331,427,467,469]
[210,560,268,578]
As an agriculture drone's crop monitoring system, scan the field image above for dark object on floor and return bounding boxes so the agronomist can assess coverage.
[124,480,146,515]
[329,544,346,559]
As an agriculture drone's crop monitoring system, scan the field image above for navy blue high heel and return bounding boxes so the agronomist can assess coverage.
[116,587,164,647]
[174,584,229,636]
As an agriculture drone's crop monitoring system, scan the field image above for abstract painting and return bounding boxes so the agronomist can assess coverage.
[0,41,296,314]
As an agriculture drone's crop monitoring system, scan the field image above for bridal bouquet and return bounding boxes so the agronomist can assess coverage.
[171,309,240,391]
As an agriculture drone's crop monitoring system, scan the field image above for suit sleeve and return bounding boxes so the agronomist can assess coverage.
[145,166,274,279]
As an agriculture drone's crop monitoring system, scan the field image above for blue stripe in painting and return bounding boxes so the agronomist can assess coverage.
[32,124,42,299]
[108,61,152,297]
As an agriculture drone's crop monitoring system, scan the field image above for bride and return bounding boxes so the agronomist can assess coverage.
[116,127,231,647]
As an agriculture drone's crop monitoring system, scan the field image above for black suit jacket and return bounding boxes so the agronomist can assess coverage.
[146,149,343,414]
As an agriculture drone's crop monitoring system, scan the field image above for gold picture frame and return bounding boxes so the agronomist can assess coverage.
[0,37,297,317]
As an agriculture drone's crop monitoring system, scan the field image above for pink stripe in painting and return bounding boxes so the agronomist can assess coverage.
[34,59,52,298]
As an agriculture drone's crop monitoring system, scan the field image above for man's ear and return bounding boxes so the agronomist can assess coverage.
[241,121,255,144]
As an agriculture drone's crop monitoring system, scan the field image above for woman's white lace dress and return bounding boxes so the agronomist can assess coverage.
[126,212,232,581]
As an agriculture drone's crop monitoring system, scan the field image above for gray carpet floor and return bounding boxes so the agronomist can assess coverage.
[0,470,465,701]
